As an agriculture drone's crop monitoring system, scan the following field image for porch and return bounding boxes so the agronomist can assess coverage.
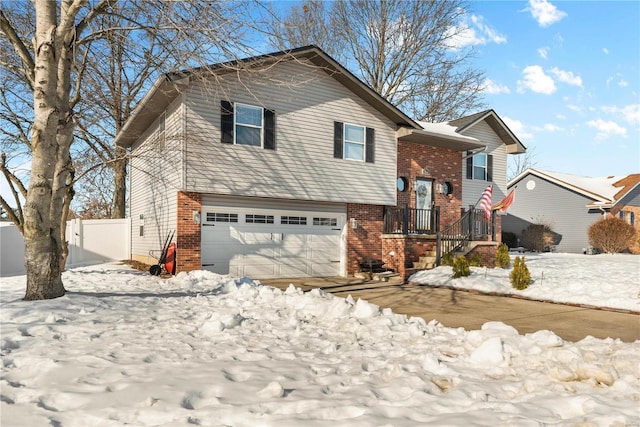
[382,206,498,278]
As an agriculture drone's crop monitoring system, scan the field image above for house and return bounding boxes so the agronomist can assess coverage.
[502,169,640,253]
[115,45,525,279]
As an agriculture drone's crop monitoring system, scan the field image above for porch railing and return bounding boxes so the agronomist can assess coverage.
[383,206,440,235]
[436,208,495,265]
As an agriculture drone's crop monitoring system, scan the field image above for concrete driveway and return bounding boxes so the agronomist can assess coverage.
[260,277,640,343]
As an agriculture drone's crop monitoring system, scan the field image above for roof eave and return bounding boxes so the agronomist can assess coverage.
[397,127,486,151]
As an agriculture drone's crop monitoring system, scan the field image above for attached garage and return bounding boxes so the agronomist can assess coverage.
[201,200,346,278]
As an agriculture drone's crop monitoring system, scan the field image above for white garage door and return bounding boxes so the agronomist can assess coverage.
[201,207,345,278]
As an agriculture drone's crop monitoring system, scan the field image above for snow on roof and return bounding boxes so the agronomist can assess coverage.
[415,121,481,142]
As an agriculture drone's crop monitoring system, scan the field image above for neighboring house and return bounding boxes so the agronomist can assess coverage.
[503,169,640,253]
[116,45,525,279]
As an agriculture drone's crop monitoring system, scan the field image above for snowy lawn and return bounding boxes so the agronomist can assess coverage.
[410,252,640,312]
[1,261,639,426]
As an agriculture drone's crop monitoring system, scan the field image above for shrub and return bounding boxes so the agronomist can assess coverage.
[441,252,454,266]
[495,243,511,268]
[521,223,555,252]
[452,255,471,278]
[469,252,483,267]
[510,256,531,290]
[501,231,518,248]
[588,216,636,254]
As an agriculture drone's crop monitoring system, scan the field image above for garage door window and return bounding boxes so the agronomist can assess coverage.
[281,216,307,225]
[246,214,274,224]
[206,212,238,223]
[313,217,338,226]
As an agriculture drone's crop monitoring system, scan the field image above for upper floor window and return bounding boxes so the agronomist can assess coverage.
[221,100,275,149]
[334,121,375,163]
[235,103,263,146]
[466,151,493,181]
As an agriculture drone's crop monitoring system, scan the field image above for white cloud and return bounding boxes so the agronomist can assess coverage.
[618,80,629,88]
[445,14,506,50]
[483,78,511,94]
[503,116,534,140]
[603,48,609,54]
[543,123,564,132]
[527,0,567,27]
[567,104,581,113]
[537,47,549,59]
[586,119,627,140]
[602,104,640,125]
[550,67,583,88]
[556,113,566,120]
[517,65,556,94]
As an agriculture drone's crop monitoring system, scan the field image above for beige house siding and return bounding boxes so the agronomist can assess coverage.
[460,120,509,207]
[183,59,398,206]
[129,97,184,262]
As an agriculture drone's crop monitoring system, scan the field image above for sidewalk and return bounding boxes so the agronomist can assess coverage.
[260,277,640,343]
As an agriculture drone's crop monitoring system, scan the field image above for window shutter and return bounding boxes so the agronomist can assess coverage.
[619,211,625,219]
[365,127,375,163]
[334,121,343,159]
[466,152,473,179]
[487,154,493,181]
[220,100,234,144]
[630,212,635,225]
[264,109,276,150]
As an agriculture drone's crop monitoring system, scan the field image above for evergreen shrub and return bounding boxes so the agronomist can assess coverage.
[510,256,531,290]
[469,252,482,267]
[495,243,511,268]
[501,231,518,248]
[441,252,454,266]
[452,255,471,278]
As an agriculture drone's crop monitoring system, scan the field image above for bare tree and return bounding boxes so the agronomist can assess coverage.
[0,0,252,300]
[269,0,485,122]
[507,146,537,181]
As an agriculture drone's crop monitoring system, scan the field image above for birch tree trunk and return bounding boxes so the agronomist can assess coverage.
[23,0,80,300]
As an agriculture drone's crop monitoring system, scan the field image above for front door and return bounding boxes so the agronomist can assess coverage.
[415,178,434,232]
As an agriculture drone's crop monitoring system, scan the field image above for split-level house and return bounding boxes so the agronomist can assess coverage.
[503,169,640,253]
[115,46,526,279]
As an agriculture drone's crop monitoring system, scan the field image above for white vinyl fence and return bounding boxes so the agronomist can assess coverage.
[0,219,130,277]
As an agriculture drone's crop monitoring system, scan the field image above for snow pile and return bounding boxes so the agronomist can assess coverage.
[1,263,639,426]
[410,253,640,312]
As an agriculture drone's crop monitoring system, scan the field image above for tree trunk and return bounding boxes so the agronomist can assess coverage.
[24,0,77,300]
[112,145,127,218]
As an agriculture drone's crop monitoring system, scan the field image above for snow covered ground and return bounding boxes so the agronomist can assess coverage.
[410,252,640,312]
[1,255,639,426]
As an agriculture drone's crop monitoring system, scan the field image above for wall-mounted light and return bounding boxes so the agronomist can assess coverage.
[193,210,201,224]
[349,218,358,229]
[422,168,430,175]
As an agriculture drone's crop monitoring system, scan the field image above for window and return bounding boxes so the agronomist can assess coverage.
[344,124,365,161]
[220,100,276,149]
[334,121,375,163]
[466,152,493,181]
[397,177,409,192]
[206,212,238,223]
[246,214,274,224]
[281,216,307,225]
[313,217,338,226]
[235,103,263,146]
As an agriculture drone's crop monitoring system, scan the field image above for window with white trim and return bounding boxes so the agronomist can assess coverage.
[206,212,238,223]
[472,153,487,180]
[313,217,338,226]
[235,103,263,146]
[281,216,307,225]
[246,214,274,224]
[344,123,365,161]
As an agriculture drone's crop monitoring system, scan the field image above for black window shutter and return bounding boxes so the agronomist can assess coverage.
[466,152,473,179]
[264,109,275,150]
[333,121,343,159]
[487,154,493,181]
[365,127,375,163]
[221,100,234,144]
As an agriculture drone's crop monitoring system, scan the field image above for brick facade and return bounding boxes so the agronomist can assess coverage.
[382,235,436,278]
[345,203,384,275]
[464,242,500,267]
[397,141,462,229]
[176,192,202,272]
[610,205,640,254]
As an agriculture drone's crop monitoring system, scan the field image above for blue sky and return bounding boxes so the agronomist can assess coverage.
[456,0,639,178]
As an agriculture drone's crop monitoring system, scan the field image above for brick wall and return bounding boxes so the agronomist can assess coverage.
[382,236,436,278]
[176,192,202,272]
[397,141,462,229]
[346,204,384,275]
[465,242,499,267]
[609,205,640,254]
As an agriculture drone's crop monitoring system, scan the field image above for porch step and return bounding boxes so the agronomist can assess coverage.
[413,255,437,270]
[353,271,402,283]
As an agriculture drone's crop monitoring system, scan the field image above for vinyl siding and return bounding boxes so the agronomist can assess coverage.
[460,121,509,207]
[617,184,640,207]
[129,97,184,261]
[502,173,605,253]
[183,60,397,206]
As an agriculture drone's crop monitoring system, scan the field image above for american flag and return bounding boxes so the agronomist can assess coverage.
[479,185,493,220]
[492,188,516,212]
